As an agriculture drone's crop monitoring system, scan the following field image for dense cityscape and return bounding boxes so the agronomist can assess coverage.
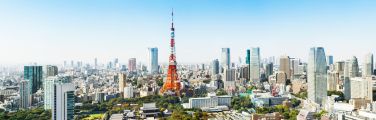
[2,1,376,120]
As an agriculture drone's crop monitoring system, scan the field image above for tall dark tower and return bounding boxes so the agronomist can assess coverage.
[160,9,181,96]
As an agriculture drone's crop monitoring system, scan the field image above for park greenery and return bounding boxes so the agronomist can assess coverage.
[0,107,51,120]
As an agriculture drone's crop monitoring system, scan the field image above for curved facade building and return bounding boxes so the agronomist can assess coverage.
[308,47,327,105]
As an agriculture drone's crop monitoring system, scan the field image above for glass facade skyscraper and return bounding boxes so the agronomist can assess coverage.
[211,59,220,75]
[327,55,334,65]
[246,49,250,65]
[221,48,230,70]
[363,53,373,77]
[24,66,43,94]
[148,47,159,74]
[250,47,260,83]
[307,47,327,105]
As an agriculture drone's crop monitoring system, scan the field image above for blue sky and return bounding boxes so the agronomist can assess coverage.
[1,0,376,65]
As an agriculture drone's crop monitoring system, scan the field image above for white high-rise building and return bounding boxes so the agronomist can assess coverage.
[308,47,327,105]
[250,47,260,83]
[44,76,70,110]
[363,53,374,77]
[53,83,75,120]
[148,47,159,74]
[350,77,373,101]
[124,85,134,98]
[19,80,31,109]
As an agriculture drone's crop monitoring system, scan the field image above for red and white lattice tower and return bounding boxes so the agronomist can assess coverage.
[160,9,181,96]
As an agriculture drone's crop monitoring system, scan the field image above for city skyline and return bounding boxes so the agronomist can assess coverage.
[1,1,376,65]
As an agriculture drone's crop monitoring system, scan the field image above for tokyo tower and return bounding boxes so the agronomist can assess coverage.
[160,10,181,96]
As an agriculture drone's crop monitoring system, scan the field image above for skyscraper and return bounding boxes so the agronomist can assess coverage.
[128,58,137,73]
[24,66,43,94]
[363,53,374,77]
[148,47,159,74]
[223,68,236,95]
[160,10,181,96]
[19,80,30,109]
[327,55,334,65]
[308,47,327,105]
[350,56,360,77]
[246,49,250,65]
[265,63,273,78]
[45,65,58,77]
[44,76,70,110]
[211,59,220,76]
[53,83,75,120]
[344,60,351,100]
[221,48,230,70]
[250,47,260,83]
[118,73,127,94]
[279,56,291,80]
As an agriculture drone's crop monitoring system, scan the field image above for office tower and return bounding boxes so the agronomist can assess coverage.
[363,53,374,77]
[246,49,250,65]
[221,48,230,70]
[211,59,220,75]
[327,55,334,65]
[279,56,291,80]
[239,65,249,80]
[94,58,98,69]
[265,63,273,78]
[128,58,137,73]
[118,73,127,93]
[44,76,70,110]
[160,10,181,96]
[19,80,31,109]
[307,47,327,105]
[335,61,345,76]
[53,83,75,120]
[223,68,236,95]
[291,58,300,75]
[327,71,338,91]
[148,47,159,74]
[344,60,351,100]
[349,77,373,101]
[24,66,43,94]
[350,56,360,77]
[124,85,134,98]
[45,65,58,77]
[250,47,261,83]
